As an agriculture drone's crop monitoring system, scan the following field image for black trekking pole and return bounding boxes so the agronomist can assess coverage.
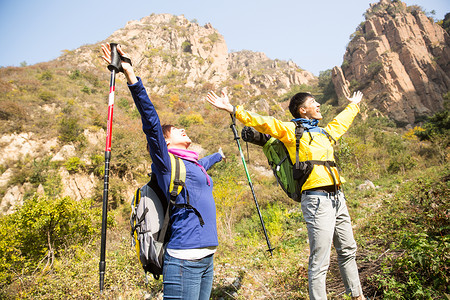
[229,112,275,256]
[99,43,121,293]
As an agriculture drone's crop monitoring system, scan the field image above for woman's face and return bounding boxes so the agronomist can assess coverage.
[166,127,191,149]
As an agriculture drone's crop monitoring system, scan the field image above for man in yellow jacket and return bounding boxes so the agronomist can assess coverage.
[206,90,365,300]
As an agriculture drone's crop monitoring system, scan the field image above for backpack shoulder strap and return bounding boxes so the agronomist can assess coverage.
[321,128,337,145]
[168,153,186,201]
[293,121,305,168]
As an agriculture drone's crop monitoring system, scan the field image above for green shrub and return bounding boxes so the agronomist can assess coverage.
[366,167,450,298]
[182,40,192,53]
[69,70,81,80]
[372,233,449,298]
[0,213,24,286]
[178,113,204,128]
[117,97,131,111]
[58,116,82,143]
[42,171,62,198]
[28,157,62,198]
[38,90,56,102]
[208,33,219,43]
[64,157,85,174]
[368,61,383,77]
[81,85,91,94]
[39,71,53,81]
[415,110,450,141]
[387,154,416,174]
[318,69,337,103]
[0,195,101,287]
[90,154,105,177]
[233,84,243,91]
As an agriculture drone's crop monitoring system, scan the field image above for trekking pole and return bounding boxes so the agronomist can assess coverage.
[229,112,275,256]
[99,43,121,293]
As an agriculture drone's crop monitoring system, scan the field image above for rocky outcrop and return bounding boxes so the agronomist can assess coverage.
[0,132,58,165]
[229,51,315,96]
[0,185,25,214]
[0,130,106,214]
[332,0,450,126]
[58,14,230,90]
[59,168,97,200]
[58,14,315,96]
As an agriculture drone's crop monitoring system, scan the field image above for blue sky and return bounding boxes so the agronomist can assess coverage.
[0,0,448,75]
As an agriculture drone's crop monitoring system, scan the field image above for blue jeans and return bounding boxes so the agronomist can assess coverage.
[163,252,214,300]
[301,190,362,299]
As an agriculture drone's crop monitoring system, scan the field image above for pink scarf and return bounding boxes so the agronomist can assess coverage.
[168,148,210,186]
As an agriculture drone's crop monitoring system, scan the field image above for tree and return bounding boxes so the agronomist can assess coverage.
[440,13,450,35]
[0,195,100,286]
[318,69,337,104]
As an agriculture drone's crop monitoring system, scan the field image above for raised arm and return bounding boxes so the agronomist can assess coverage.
[324,91,363,140]
[101,43,170,172]
[206,90,296,144]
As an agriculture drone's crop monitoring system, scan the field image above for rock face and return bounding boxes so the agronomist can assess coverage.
[111,14,230,88]
[0,132,58,166]
[58,13,315,96]
[0,130,103,215]
[228,51,315,96]
[332,0,450,126]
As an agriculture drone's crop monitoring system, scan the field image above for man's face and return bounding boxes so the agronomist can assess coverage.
[299,97,322,120]
[166,127,192,149]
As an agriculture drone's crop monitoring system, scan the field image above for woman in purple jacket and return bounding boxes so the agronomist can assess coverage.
[102,44,223,300]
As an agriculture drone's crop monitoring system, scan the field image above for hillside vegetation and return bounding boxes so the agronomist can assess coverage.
[0,8,449,300]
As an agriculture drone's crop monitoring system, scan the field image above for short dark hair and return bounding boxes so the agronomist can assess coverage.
[161,124,174,139]
[289,92,313,118]
[147,124,174,153]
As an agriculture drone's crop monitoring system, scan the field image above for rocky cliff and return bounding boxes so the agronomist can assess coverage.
[332,0,450,126]
[58,13,314,96]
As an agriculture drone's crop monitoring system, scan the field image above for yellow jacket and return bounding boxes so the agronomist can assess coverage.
[235,103,360,191]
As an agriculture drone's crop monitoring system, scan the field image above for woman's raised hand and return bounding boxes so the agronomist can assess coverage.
[100,43,137,84]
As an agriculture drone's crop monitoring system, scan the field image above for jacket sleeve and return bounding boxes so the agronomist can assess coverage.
[235,106,296,145]
[324,103,360,140]
[198,153,223,171]
[128,77,170,173]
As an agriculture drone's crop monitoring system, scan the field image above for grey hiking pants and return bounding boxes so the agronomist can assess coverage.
[301,190,363,299]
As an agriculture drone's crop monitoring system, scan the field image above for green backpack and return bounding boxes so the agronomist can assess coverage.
[242,122,337,202]
[262,137,301,200]
[241,122,306,201]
